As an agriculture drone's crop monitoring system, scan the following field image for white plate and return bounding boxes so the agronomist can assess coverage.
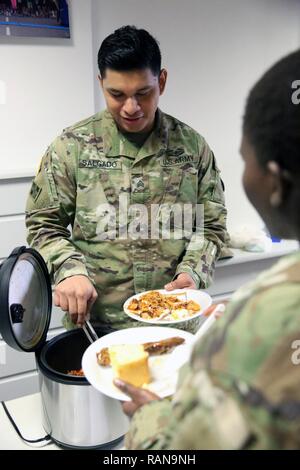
[82,326,193,401]
[123,289,212,324]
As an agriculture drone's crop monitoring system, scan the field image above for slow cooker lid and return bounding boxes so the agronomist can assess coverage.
[0,246,52,352]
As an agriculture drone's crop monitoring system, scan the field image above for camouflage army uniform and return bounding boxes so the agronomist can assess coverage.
[125,250,300,449]
[26,109,229,330]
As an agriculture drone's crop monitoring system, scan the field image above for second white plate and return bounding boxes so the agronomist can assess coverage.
[82,326,194,401]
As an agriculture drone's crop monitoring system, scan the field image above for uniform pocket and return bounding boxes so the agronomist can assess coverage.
[160,159,198,204]
[157,164,198,241]
[76,168,124,240]
[161,167,184,204]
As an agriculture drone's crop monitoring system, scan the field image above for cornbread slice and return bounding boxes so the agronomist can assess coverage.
[109,344,151,387]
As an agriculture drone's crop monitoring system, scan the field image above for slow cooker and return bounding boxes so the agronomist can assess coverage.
[0,246,128,449]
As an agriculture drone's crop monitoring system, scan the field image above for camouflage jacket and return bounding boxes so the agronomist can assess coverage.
[125,250,300,449]
[26,109,229,329]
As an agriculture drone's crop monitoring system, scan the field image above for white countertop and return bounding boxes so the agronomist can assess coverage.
[0,393,59,450]
[0,393,124,450]
[217,240,299,267]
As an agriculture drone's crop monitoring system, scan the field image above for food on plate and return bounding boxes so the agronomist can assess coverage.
[67,368,85,376]
[97,336,185,367]
[109,344,151,387]
[127,290,200,321]
[143,336,185,354]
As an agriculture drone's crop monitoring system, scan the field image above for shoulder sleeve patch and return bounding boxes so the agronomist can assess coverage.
[30,181,42,202]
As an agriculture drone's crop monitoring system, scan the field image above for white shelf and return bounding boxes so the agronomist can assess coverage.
[0,170,35,181]
[217,240,299,267]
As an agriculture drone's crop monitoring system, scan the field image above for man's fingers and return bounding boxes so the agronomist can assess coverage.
[76,293,88,314]
[54,277,98,325]
[53,291,60,307]
[70,313,78,324]
[87,289,98,314]
[114,379,161,418]
[77,293,88,325]
[114,379,138,399]
[79,289,98,325]
[92,288,98,302]
[67,296,78,316]
[56,293,78,323]
[204,304,217,316]
[114,379,149,401]
[67,296,79,324]
[76,294,88,325]
[114,379,160,402]
[59,293,69,312]
[164,280,178,291]
[165,273,196,291]
[122,401,139,417]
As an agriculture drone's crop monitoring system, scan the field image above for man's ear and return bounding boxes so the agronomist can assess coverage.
[267,161,283,207]
[98,74,103,90]
[159,68,167,95]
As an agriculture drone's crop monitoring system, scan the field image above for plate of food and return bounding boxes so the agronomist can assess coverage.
[123,289,212,333]
[81,326,194,401]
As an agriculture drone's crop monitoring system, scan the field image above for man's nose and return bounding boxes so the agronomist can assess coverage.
[123,97,140,115]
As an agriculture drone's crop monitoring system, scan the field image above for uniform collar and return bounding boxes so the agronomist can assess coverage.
[99,109,168,161]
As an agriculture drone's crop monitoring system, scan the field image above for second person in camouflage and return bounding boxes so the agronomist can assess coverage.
[115,50,300,449]
[26,25,230,330]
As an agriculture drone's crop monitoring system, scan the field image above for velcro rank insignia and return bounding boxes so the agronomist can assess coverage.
[79,159,122,170]
[132,176,145,193]
[30,181,42,201]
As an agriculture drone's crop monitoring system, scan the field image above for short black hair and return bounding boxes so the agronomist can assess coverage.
[243,49,300,174]
[97,25,161,78]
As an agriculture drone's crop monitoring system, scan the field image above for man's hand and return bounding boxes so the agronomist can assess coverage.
[164,272,196,291]
[114,379,160,418]
[54,275,98,326]
[204,301,228,317]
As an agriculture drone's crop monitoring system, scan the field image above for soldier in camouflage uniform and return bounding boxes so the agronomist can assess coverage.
[26,26,230,330]
[115,50,300,449]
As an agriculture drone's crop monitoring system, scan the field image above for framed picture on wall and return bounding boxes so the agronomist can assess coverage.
[0,0,70,38]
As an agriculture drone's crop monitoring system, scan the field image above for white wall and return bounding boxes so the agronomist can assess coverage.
[0,0,95,178]
[91,0,300,231]
[1,0,299,229]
